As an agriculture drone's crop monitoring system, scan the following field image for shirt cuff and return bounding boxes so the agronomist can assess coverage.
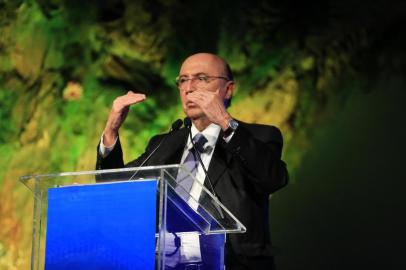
[223,130,235,143]
[99,134,118,158]
[180,233,202,263]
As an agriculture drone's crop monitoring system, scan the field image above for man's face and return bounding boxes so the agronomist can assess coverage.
[177,54,233,120]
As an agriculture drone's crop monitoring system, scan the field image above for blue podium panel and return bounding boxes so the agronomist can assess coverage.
[45,180,157,270]
[163,187,225,269]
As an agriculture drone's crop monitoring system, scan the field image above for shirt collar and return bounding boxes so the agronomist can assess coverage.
[187,122,221,151]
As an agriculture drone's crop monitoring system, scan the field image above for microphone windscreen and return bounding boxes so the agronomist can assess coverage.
[183,117,192,128]
[171,119,183,131]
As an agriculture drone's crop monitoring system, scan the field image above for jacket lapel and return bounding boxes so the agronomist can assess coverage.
[154,127,229,188]
[154,128,189,165]
[207,136,228,188]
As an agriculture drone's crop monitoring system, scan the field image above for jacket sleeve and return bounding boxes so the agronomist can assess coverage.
[96,137,124,170]
[222,123,288,194]
[96,135,162,170]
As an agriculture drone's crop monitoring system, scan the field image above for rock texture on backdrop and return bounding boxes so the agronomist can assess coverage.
[0,1,405,269]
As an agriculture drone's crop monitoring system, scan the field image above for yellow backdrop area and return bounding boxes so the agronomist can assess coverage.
[1,1,405,269]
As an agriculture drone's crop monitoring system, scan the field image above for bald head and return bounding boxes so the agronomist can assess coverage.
[179,53,233,80]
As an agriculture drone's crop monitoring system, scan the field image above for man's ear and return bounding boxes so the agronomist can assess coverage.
[225,81,235,100]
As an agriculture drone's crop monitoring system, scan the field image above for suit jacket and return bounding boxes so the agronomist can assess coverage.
[96,120,288,269]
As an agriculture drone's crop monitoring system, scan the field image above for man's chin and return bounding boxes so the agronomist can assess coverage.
[185,108,204,120]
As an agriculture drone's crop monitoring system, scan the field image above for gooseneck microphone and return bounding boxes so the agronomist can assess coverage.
[129,119,183,180]
[183,117,219,200]
[170,119,183,132]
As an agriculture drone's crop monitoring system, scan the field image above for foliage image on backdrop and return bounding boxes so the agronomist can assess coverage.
[0,1,405,269]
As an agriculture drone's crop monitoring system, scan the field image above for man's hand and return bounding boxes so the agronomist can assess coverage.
[103,91,146,146]
[188,89,231,130]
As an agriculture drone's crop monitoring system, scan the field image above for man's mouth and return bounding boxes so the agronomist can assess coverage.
[186,101,197,108]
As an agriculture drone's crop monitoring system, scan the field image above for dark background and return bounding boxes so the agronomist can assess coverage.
[0,0,405,269]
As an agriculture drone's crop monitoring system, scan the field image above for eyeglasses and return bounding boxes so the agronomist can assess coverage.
[175,74,230,89]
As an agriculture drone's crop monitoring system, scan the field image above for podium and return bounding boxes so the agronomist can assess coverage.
[20,165,246,270]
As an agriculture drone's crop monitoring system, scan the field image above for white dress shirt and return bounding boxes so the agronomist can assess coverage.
[180,123,219,205]
[99,122,235,264]
[174,123,235,264]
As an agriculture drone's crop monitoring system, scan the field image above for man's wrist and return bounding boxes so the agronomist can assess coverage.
[102,129,118,148]
[223,118,239,138]
[220,114,233,131]
[99,133,118,158]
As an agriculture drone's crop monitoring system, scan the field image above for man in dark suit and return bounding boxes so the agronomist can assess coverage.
[96,53,288,269]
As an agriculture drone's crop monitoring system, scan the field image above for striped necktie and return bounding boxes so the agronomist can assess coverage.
[175,133,207,196]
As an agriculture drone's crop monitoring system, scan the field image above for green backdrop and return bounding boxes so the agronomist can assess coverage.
[0,1,405,269]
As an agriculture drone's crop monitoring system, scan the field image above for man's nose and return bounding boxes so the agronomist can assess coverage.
[184,79,195,94]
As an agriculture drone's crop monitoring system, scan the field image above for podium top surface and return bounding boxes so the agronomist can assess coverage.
[20,164,247,235]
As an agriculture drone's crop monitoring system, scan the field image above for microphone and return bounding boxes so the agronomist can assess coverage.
[184,117,225,219]
[184,117,192,128]
[129,119,183,180]
[170,119,183,132]
[183,117,219,200]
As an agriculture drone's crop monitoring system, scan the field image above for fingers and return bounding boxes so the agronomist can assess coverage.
[112,91,147,113]
[105,91,147,134]
[127,91,146,100]
[187,90,228,125]
[121,91,146,106]
[188,90,208,101]
[188,90,218,106]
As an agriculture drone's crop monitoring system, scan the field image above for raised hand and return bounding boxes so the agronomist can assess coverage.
[103,91,146,146]
[187,89,231,130]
